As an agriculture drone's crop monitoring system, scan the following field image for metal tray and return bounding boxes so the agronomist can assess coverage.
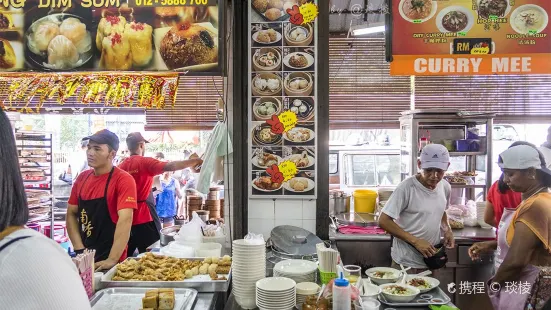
[101,257,231,292]
[378,287,451,307]
[90,287,197,310]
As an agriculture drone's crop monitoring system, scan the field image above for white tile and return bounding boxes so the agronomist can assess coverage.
[302,199,317,220]
[248,199,275,219]
[303,220,317,234]
[248,218,275,241]
[275,219,303,228]
[274,199,303,220]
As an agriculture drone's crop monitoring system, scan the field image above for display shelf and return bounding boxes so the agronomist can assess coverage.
[400,110,494,201]
[16,130,54,239]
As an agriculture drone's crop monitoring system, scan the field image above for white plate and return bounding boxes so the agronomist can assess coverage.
[283,52,314,70]
[283,177,315,193]
[399,0,438,23]
[256,277,296,292]
[405,275,441,293]
[274,259,318,275]
[436,6,475,33]
[509,4,548,34]
[252,30,282,45]
[283,154,315,169]
[252,180,283,192]
[284,127,315,143]
[252,154,282,169]
[477,0,512,19]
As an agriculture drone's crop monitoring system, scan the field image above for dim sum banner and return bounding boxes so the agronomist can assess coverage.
[0,0,219,73]
[389,0,551,75]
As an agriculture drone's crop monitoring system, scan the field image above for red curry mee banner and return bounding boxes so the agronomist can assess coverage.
[389,0,551,75]
[0,0,220,72]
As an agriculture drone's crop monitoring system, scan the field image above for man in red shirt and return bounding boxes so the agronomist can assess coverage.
[66,129,137,271]
[119,132,202,255]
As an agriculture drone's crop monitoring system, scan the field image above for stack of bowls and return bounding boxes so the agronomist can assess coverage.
[295,282,320,308]
[477,201,493,229]
[232,239,266,309]
[273,259,318,283]
[256,277,296,310]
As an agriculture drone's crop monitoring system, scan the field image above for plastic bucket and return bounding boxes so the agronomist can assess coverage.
[353,190,378,214]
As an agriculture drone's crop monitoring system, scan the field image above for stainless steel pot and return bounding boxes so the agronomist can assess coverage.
[160,225,181,247]
[329,191,350,216]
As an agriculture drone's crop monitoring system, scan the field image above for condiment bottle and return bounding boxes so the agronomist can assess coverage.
[333,272,351,310]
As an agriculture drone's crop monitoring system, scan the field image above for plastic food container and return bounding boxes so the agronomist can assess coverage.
[196,243,222,258]
[353,190,378,214]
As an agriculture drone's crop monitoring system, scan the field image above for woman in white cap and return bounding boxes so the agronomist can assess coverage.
[469,142,551,310]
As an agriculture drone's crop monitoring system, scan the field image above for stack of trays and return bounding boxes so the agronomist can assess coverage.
[256,277,296,310]
[187,195,203,219]
[273,259,317,284]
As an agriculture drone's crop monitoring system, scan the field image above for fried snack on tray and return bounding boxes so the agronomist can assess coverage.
[113,252,202,281]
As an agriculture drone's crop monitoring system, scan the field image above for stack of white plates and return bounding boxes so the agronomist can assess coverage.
[273,259,318,283]
[295,282,321,307]
[232,239,266,309]
[477,201,493,229]
[256,277,296,310]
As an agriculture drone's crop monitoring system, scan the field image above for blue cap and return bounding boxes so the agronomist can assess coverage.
[334,272,349,287]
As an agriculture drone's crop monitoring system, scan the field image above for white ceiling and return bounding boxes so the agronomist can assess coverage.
[328,0,387,33]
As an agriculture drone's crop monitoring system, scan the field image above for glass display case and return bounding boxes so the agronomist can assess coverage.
[399,110,494,201]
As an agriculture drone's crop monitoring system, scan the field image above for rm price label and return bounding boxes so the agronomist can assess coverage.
[128,0,214,7]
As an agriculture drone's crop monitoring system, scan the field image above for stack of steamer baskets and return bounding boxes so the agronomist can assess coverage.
[186,195,203,219]
[232,239,266,309]
[206,187,223,220]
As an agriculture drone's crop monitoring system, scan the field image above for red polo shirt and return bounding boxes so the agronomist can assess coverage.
[118,156,167,225]
[68,167,137,261]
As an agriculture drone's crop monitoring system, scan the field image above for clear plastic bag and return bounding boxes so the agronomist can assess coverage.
[175,212,204,244]
[244,232,265,245]
[463,200,478,227]
[447,207,464,229]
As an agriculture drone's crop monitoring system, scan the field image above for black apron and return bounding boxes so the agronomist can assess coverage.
[77,168,116,262]
[141,191,162,234]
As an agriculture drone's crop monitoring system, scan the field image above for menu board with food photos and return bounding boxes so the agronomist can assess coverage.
[389,0,551,75]
[248,0,318,199]
[0,0,220,72]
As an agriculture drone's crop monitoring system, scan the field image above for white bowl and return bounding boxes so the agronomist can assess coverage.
[234,295,257,310]
[379,283,421,303]
[274,260,318,275]
[405,275,440,293]
[196,243,222,257]
[365,267,402,285]
[360,281,381,298]
[296,282,320,295]
[256,277,296,292]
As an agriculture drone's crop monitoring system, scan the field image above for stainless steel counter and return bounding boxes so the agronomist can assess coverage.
[330,226,496,242]
[223,293,458,310]
[330,225,495,310]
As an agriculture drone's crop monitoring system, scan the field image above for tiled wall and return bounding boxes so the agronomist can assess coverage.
[248,199,316,241]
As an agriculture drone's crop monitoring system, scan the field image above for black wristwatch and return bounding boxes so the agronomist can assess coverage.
[74,248,85,255]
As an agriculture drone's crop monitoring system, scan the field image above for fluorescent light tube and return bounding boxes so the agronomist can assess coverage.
[352,25,386,36]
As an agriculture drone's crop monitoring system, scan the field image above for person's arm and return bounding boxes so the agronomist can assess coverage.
[66,178,84,250]
[484,201,497,227]
[174,178,183,199]
[441,212,455,248]
[66,203,85,251]
[378,187,437,258]
[164,159,202,172]
[95,208,133,271]
[493,222,538,284]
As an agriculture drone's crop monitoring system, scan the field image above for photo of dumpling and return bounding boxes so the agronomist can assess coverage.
[96,15,127,50]
[26,14,94,70]
[0,39,16,69]
[59,17,91,54]
[124,22,153,67]
[46,35,79,69]
[28,20,59,55]
[100,32,132,70]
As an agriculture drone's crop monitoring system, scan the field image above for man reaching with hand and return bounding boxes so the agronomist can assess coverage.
[379,144,455,272]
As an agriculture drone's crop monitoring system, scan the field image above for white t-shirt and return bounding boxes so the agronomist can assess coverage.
[381,176,451,268]
[0,229,91,309]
